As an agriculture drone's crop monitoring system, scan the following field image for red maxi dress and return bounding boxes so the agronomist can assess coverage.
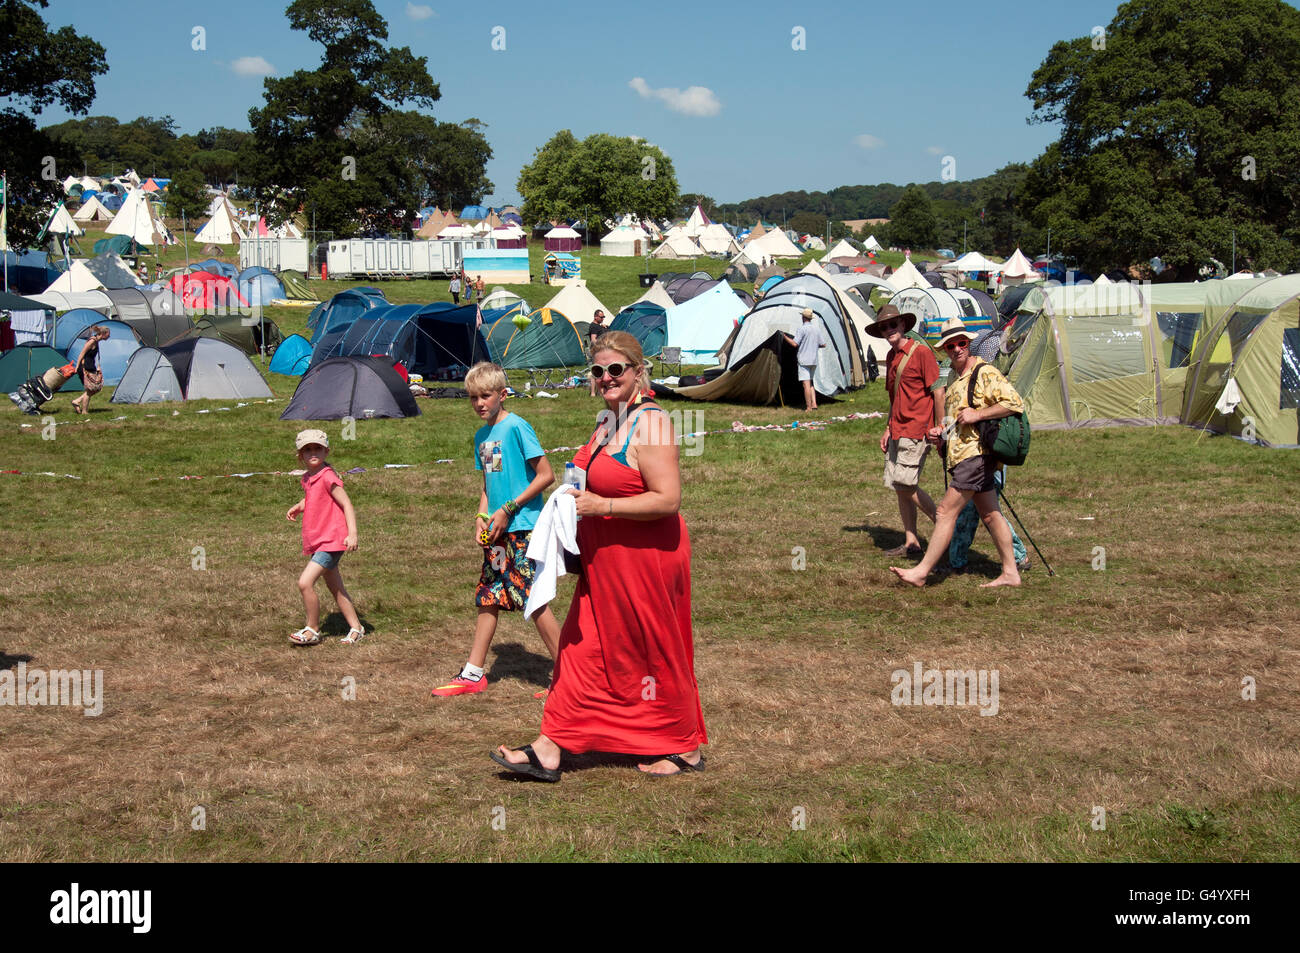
[540,409,708,755]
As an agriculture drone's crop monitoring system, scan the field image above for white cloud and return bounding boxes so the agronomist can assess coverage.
[854,134,885,150]
[628,77,721,117]
[231,56,275,77]
[406,2,435,19]
[926,145,944,155]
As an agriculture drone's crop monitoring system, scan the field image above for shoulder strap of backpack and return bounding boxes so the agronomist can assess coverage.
[966,360,991,410]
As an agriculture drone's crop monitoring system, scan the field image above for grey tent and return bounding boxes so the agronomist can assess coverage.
[103,288,194,345]
[280,357,420,420]
[112,337,272,403]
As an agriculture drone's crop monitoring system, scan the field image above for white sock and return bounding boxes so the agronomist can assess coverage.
[461,663,485,680]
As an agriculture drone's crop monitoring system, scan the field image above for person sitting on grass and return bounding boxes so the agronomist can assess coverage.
[286,429,364,645]
[891,318,1023,589]
[430,362,561,697]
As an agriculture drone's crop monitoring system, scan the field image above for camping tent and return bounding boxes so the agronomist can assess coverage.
[650,234,705,260]
[480,287,526,311]
[544,283,613,326]
[309,303,487,378]
[268,333,314,376]
[112,338,272,403]
[195,197,245,245]
[105,288,194,346]
[28,289,115,314]
[45,260,105,293]
[281,357,420,420]
[1180,274,1300,446]
[950,251,1004,274]
[600,225,649,257]
[664,282,750,363]
[484,307,586,369]
[83,254,140,290]
[45,204,83,237]
[543,226,582,252]
[307,288,388,342]
[0,342,83,394]
[885,257,930,291]
[800,260,888,366]
[73,196,114,222]
[62,319,142,385]
[863,235,883,252]
[822,238,859,261]
[1001,248,1041,285]
[744,228,804,259]
[277,270,318,302]
[236,267,287,307]
[696,223,740,256]
[610,302,668,357]
[193,258,239,279]
[889,285,997,346]
[106,189,172,248]
[185,314,282,355]
[169,271,246,311]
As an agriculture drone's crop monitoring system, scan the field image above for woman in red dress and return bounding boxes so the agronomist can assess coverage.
[492,331,707,781]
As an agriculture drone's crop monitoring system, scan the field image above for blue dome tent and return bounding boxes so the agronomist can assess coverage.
[63,320,143,385]
[269,333,313,376]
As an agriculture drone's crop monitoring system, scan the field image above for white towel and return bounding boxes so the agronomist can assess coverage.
[1215,377,1241,415]
[524,489,579,619]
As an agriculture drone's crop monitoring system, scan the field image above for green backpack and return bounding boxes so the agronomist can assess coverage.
[967,364,1031,466]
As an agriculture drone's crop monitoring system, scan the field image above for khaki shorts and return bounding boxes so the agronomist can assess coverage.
[884,437,930,489]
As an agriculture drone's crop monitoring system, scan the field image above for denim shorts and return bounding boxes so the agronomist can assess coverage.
[311,550,345,570]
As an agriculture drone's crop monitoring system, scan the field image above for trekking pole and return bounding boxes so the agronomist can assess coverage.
[997,486,1055,576]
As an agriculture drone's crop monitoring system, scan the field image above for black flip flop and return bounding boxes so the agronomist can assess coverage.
[642,753,706,777]
[490,744,561,782]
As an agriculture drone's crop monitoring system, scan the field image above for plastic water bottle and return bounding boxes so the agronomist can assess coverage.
[564,462,585,491]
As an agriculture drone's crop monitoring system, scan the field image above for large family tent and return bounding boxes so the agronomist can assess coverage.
[889,285,997,346]
[1180,274,1300,447]
[1000,281,1177,429]
[103,288,193,345]
[544,282,612,326]
[281,357,420,420]
[610,301,668,357]
[195,197,245,245]
[664,282,750,364]
[484,307,586,369]
[307,287,388,342]
[600,225,649,257]
[73,195,113,222]
[112,338,272,403]
[236,267,287,307]
[268,333,314,376]
[186,313,283,355]
[169,271,246,311]
[724,272,866,396]
[0,342,83,394]
[308,303,488,378]
[62,320,142,385]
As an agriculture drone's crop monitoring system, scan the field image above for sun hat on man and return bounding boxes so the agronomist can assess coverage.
[295,428,330,450]
[865,303,917,338]
[935,316,977,350]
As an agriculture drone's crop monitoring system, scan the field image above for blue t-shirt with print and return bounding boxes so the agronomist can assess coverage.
[474,412,545,532]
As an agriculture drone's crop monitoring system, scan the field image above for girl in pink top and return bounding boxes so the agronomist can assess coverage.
[286,429,364,645]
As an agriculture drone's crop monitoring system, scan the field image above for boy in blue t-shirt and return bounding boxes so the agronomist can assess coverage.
[431,363,561,697]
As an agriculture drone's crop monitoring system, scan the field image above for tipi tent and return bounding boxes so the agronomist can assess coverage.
[106,189,172,248]
[45,260,106,293]
[823,238,859,261]
[863,235,883,252]
[1002,248,1041,285]
[885,257,930,291]
[45,204,83,237]
[650,234,705,260]
[112,338,272,403]
[195,197,245,245]
[745,228,804,259]
[633,280,676,311]
[544,283,612,326]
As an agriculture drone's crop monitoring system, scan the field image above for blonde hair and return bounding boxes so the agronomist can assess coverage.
[90,325,110,339]
[592,330,652,394]
[465,361,508,394]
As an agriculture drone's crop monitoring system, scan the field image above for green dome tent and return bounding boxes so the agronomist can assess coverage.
[483,306,586,369]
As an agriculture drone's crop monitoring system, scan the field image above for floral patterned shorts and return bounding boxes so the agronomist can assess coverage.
[475,531,535,611]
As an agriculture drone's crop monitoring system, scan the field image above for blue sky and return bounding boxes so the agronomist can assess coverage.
[38,0,1132,208]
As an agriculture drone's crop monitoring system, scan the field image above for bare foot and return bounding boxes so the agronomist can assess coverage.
[980,572,1021,588]
[637,750,703,775]
[890,565,928,588]
[496,734,561,770]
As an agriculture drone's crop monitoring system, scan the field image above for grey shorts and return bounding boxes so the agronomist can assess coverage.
[949,454,998,493]
[798,363,816,382]
[884,437,930,489]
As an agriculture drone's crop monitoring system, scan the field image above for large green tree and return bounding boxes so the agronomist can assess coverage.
[164,169,210,226]
[517,132,679,227]
[888,185,938,249]
[1,0,107,247]
[1022,0,1300,275]
[244,0,444,236]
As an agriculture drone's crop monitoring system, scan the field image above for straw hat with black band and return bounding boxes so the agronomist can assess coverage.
[935,316,976,350]
[865,303,917,338]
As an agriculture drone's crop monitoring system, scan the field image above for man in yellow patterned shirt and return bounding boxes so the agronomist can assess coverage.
[891,318,1023,589]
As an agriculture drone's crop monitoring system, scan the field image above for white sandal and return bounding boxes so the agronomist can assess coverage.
[340,627,365,645]
[289,626,321,645]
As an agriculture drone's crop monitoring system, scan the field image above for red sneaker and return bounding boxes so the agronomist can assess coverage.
[430,673,488,697]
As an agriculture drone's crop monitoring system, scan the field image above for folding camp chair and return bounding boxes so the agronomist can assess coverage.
[528,367,558,388]
[658,346,682,377]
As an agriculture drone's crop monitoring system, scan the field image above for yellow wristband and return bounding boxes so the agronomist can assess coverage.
[476,512,491,520]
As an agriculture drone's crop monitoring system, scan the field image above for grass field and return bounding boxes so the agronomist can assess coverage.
[3,239,1298,862]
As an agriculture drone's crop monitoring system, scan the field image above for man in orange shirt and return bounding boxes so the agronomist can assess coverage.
[871,305,943,558]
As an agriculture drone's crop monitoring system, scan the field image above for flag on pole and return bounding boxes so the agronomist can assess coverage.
[0,173,8,252]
